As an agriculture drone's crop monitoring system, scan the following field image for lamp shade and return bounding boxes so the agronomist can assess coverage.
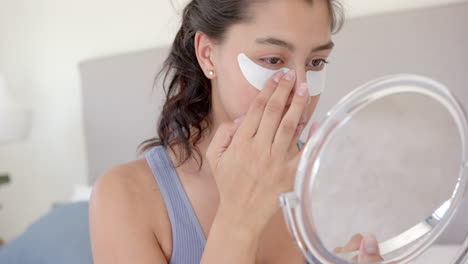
[0,73,32,144]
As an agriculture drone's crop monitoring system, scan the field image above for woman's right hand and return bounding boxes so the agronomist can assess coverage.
[206,69,314,233]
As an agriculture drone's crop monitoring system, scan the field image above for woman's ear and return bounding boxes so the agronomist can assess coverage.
[194,31,217,79]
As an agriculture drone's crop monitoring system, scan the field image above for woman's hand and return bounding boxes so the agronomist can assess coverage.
[333,233,384,263]
[206,69,313,233]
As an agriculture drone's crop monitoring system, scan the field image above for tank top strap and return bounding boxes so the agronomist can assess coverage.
[145,145,206,264]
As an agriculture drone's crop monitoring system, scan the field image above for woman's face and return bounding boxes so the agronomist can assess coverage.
[210,0,334,126]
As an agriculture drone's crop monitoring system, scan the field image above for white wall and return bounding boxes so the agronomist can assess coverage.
[0,0,185,242]
[344,0,468,18]
[1,0,467,242]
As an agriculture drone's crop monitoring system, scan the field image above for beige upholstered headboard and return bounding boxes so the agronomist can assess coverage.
[79,47,169,185]
[79,3,468,244]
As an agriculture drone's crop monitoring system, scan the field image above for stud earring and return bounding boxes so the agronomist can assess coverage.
[209,70,215,77]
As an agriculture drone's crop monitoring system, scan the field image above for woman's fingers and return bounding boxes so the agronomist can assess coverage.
[290,121,320,168]
[307,122,320,139]
[271,81,309,154]
[358,233,384,263]
[206,121,242,169]
[286,98,310,152]
[342,233,364,252]
[332,233,361,254]
[288,120,319,152]
[332,246,344,254]
[255,70,297,145]
[235,71,285,140]
[333,233,384,263]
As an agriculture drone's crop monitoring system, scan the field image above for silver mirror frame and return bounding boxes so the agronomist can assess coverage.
[280,74,468,264]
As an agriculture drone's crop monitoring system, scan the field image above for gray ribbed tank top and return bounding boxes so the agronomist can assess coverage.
[145,143,311,264]
[146,145,206,264]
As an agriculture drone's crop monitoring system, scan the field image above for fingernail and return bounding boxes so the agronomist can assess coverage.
[283,70,296,81]
[363,234,379,255]
[272,72,283,83]
[234,115,245,124]
[297,83,307,97]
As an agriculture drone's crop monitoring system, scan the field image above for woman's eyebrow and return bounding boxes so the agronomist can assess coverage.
[312,40,334,52]
[255,37,334,53]
[256,37,295,51]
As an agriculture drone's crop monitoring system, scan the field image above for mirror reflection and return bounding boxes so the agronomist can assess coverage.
[309,92,462,262]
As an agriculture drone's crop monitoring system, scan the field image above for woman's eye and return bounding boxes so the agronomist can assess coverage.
[262,57,283,65]
[308,59,329,68]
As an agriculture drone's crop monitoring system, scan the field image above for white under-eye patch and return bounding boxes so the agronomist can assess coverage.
[237,53,326,96]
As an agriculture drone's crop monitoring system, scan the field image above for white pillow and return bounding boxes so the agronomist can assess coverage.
[71,184,93,201]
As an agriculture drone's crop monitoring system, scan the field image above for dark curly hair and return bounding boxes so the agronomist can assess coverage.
[138,0,345,168]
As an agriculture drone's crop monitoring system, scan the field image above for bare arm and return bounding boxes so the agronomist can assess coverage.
[89,166,168,264]
[200,206,262,264]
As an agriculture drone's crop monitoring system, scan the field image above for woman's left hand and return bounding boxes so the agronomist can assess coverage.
[333,233,384,263]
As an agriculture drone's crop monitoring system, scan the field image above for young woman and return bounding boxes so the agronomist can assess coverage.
[89,0,384,263]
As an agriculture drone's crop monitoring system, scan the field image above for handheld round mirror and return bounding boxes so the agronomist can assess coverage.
[280,74,468,264]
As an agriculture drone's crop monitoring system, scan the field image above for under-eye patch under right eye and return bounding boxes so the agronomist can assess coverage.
[237,53,326,96]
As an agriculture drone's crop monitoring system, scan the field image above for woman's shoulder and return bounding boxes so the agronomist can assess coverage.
[89,158,173,262]
[89,158,173,260]
[91,159,153,203]
[90,158,168,219]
